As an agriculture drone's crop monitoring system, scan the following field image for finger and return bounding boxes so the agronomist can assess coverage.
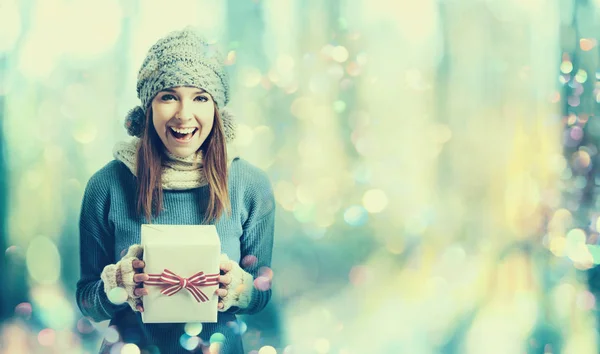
[215,288,227,297]
[219,274,232,285]
[134,273,149,283]
[218,302,224,309]
[136,305,144,312]
[219,260,233,273]
[132,259,145,270]
[134,288,148,297]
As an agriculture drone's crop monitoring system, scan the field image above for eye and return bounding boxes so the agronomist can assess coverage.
[195,95,209,102]
[161,94,176,101]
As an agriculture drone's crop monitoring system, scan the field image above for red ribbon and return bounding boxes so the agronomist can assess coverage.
[145,269,219,303]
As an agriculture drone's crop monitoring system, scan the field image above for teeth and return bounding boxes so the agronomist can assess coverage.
[170,127,196,134]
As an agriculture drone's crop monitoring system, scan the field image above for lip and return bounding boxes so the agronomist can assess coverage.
[168,127,198,144]
[169,126,198,130]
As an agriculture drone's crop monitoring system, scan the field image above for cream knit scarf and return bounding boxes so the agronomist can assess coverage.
[113,138,235,190]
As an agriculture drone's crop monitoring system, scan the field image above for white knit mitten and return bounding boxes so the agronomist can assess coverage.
[100,244,144,311]
[219,254,254,312]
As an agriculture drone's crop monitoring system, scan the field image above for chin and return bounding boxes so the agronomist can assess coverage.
[167,147,198,159]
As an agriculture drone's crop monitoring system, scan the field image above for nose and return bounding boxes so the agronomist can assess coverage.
[175,100,193,121]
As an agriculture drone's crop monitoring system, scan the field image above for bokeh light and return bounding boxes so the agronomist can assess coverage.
[349,265,371,286]
[184,322,203,336]
[26,236,61,285]
[576,291,596,311]
[209,332,226,344]
[104,326,120,344]
[258,345,277,354]
[331,46,349,63]
[37,328,55,347]
[121,343,141,354]
[254,276,272,291]
[107,287,128,305]
[241,66,262,87]
[362,189,389,213]
[580,38,596,51]
[14,302,32,320]
[561,60,573,74]
[209,342,222,354]
[343,206,368,226]
[179,334,200,351]
[76,317,95,334]
[259,266,274,280]
[241,255,259,268]
[110,342,124,354]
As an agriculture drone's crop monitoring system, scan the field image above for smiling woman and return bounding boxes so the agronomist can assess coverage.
[135,83,230,224]
[75,27,276,354]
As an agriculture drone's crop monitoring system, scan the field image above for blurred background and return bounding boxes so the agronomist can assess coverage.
[1,0,600,353]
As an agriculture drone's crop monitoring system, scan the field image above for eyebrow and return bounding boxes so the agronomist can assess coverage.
[162,88,206,94]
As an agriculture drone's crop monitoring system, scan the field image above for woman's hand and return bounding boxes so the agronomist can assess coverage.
[132,259,149,312]
[100,244,148,312]
[215,254,255,311]
[215,258,233,309]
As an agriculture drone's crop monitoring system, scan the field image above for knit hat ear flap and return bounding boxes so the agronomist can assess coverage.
[125,106,146,137]
[219,107,236,143]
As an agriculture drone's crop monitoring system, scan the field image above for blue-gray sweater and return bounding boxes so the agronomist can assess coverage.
[76,157,275,354]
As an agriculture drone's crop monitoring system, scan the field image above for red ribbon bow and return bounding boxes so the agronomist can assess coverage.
[145,269,219,302]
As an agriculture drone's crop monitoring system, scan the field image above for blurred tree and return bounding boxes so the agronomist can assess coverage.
[563,0,600,339]
[0,55,7,322]
[226,0,284,350]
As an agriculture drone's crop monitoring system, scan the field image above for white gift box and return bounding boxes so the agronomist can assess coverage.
[140,224,221,323]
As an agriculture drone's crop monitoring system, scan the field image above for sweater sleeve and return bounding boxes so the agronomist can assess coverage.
[228,167,276,315]
[75,172,128,322]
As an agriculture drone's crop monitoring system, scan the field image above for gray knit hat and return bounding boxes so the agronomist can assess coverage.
[125,26,236,142]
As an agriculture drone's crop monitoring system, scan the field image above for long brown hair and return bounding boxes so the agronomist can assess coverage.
[136,102,231,224]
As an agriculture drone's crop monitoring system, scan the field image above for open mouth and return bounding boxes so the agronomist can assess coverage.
[169,127,198,142]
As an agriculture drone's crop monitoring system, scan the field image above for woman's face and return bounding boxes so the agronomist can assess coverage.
[151,86,215,158]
